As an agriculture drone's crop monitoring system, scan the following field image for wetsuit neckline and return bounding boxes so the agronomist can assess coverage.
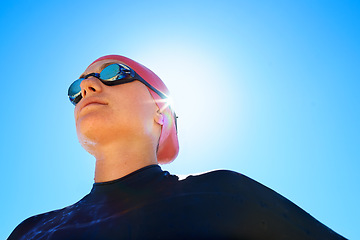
[93,164,161,186]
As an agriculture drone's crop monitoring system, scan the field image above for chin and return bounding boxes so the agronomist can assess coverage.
[76,113,109,144]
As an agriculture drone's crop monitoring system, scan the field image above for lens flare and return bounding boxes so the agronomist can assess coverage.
[157,96,174,113]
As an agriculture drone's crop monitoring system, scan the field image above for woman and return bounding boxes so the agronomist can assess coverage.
[8,55,346,239]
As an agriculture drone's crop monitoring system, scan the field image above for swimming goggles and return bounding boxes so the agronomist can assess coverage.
[68,63,168,105]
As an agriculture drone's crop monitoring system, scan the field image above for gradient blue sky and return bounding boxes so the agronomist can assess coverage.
[1,1,359,239]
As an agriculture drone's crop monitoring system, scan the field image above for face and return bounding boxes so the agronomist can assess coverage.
[74,59,161,155]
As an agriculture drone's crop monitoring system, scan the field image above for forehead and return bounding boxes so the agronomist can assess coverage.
[81,59,126,77]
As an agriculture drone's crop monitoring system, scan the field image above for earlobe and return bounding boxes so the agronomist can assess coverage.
[155,110,164,126]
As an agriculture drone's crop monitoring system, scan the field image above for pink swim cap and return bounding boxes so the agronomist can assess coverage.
[90,55,179,164]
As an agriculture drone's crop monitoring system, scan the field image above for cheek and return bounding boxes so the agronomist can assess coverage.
[111,85,158,135]
[112,93,155,129]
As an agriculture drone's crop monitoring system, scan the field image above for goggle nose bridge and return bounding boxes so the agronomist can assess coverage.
[82,72,100,80]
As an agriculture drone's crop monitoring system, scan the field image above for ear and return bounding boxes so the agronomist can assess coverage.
[154,110,164,126]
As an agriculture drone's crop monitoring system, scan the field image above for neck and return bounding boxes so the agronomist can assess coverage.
[92,139,158,183]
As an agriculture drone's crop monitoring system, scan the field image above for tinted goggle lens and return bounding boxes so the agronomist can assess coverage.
[68,64,132,105]
[100,64,122,80]
[68,78,83,104]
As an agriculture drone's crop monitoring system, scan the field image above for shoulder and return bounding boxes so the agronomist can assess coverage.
[181,169,244,183]
[8,211,55,240]
[179,169,298,212]
[7,204,75,240]
[181,169,257,182]
[180,169,272,194]
[179,170,346,239]
[8,193,91,239]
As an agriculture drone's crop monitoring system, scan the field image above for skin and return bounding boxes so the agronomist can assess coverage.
[75,59,164,183]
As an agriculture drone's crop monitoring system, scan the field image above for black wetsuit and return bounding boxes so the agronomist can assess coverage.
[8,165,346,239]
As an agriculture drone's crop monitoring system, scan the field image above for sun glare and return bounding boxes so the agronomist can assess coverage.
[138,43,234,145]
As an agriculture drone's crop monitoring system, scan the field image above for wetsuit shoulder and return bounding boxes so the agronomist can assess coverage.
[7,209,60,240]
[180,169,346,239]
[180,169,263,193]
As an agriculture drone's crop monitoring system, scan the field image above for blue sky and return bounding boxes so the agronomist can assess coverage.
[1,0,359,239]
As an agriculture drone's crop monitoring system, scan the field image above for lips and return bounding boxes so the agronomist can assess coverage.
[83,101,105,109]
[76,97,108,118]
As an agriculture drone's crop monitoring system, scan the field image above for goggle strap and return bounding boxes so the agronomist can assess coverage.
[133,72,169,100]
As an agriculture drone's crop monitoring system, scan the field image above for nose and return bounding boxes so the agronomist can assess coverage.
[80,77,103,99]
